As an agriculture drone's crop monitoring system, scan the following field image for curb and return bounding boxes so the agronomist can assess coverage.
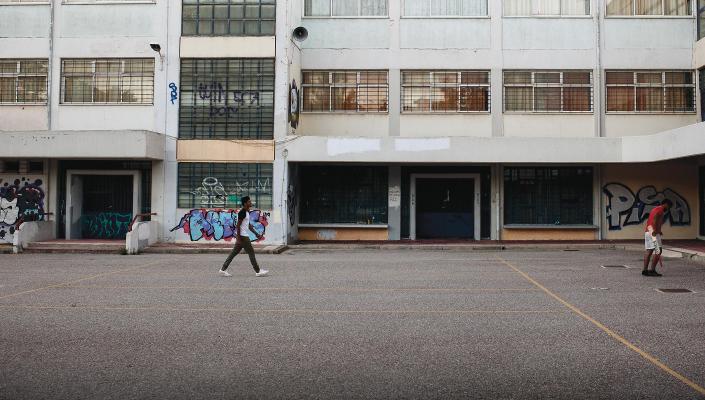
[142,245,288,255]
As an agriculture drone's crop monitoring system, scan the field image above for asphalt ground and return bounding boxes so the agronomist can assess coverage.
[0,249,704,400]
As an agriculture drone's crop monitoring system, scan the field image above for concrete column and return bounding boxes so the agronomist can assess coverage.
[490,0,504,137]
[150,160,165,241]
[388,166,401,240]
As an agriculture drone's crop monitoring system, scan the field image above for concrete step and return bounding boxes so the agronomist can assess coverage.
[142,243,288,255]
[23,241,124,254]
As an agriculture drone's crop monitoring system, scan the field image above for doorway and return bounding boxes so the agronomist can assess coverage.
[66,170,140,240]
[410,174,481,240]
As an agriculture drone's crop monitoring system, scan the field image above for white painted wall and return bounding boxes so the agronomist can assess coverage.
[291,0,698,140]
[604,115,699,137]
[400,115,492,137]
[297,114,389,136]
[0,106,47,131]
[504,114,595,137]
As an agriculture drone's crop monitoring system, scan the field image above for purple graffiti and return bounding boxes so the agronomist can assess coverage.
[171,209,268,242]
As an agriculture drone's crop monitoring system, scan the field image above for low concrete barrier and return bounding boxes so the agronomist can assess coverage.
[126,221,159,255]
[13,221,56,253]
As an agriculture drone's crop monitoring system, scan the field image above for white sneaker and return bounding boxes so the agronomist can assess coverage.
[219,269,232,277]
[255,269,269,277]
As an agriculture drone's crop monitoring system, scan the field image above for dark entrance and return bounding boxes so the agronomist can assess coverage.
[700,166,705,237]
[80,175,134,240]
[415,178,474,239]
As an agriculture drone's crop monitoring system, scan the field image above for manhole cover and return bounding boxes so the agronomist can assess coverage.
[656,288,694,294]
[601,265,630,269]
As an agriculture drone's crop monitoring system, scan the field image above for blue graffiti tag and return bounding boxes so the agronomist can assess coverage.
[169,82,178,104]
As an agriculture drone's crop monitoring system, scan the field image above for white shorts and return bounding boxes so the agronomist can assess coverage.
[645,232,662,250]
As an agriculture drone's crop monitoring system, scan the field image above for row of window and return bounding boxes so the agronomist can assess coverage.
[176,163,622,229]
[304,0,694,17]
[1,61,697,117]
[302,70,697,113]
[0,59,154,104]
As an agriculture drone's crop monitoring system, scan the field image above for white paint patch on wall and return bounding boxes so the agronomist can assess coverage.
[327,138,381,156]
[394,138,450,152]
[316,229,337,240]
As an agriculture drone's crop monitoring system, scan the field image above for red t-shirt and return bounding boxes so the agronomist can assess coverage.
[645,205,666,234]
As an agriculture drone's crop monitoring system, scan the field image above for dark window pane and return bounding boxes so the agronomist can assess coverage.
[299,166,388,224]
[504,167,593,225]
[177,163,273,210]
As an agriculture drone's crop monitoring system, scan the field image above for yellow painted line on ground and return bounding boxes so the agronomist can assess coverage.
[496,256,705,397]
[57,285,541,293]
[0,259,170,301]
[0,304,561,315]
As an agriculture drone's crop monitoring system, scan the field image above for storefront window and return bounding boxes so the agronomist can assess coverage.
[299,166,388,224]
[504,167,593,225]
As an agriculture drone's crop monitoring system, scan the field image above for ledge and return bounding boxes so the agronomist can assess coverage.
[503,225,599,230]
[299,224,389,229]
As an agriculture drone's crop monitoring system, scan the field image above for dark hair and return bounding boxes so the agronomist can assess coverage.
[241,196,251,205]
[661,199,673,207]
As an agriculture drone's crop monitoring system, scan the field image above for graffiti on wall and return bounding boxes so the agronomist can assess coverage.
[287,184,297,227]
[169,82,179,105]
[603,183,691,230]
[0,178,45,243]
[171,209,269,242]
[197,82,261,117]
[80,212,132,240]
[189,177,272,208]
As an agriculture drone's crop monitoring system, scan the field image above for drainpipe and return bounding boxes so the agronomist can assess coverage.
[47,0,55,130]
[594,0,604,240]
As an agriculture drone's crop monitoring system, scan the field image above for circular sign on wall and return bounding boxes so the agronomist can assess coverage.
[289,79,300,129]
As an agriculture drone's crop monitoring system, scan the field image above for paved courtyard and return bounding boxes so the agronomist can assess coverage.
[1,249,704,399]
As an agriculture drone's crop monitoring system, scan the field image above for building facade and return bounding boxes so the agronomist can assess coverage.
[1,0,704,247]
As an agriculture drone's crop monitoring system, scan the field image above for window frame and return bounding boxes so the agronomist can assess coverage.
[503,166,595,226]
[401,0,490,18]
[605,70,697,114]
[179,58,276,140]
[604,0,693,17]
[181,0,276,37]
[0,59,48,105]
[301,70,389,113]
[302,0,389,18]
[502,0,592,17]
[401,70,491,114]
[177,162,274,210]
[502,70,594,114]
[60,58,155,105]
[0,0,50,4]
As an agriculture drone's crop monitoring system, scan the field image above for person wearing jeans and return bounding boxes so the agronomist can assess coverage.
[219,196,268,277]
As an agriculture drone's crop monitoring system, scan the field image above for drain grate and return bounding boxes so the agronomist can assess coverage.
[657,288,694,294]
[563,249,580,252]
[601,265,630,269]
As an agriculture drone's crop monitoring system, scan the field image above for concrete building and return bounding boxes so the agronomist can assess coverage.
[1,0,704,249]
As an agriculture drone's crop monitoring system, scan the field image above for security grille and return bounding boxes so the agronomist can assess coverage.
[60,59,154,104]
[302,71,389,112]
[401,71,490,113]
[504,167,593,225]
[299,166,388,224]
[503,71,593,113]
[178,163,273,210]
[179,59,275,140]
[606,71,696,113]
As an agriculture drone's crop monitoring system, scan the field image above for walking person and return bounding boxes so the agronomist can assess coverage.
[219,196,268,277]
[642,199,673,277]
